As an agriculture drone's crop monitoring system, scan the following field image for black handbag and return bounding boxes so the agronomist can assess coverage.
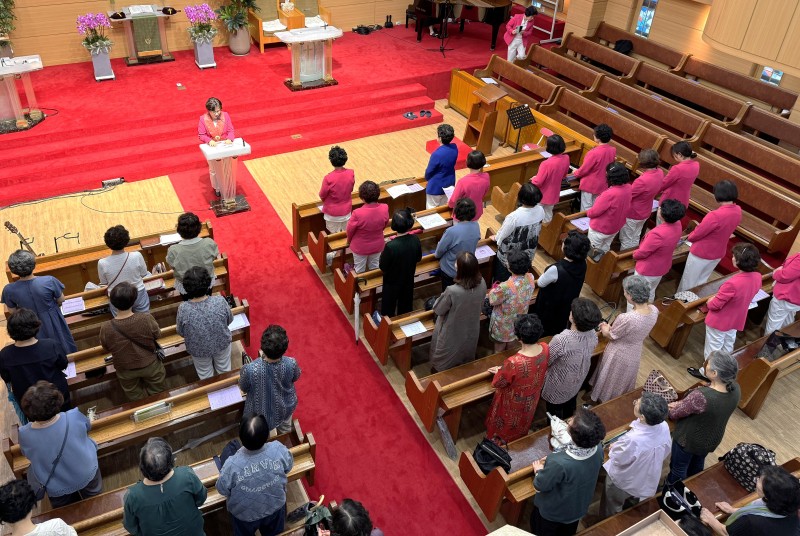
[756,330,800,362]
[658,480,701,520]
[719,443,776,492]
[473,436,511,475]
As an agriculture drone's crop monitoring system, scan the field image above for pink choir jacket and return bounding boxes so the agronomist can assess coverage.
[532,153,571,205]
[659,159,699,207]
[319,169,356,218]
[575,144,617,195]
[626,168,664,221]
[633,221,683,277]
[198,112,235,143]
[587,183,632,235]
[687,204,742,260]
[346,202,390,255]
[503,14,537,49]
[449,171,490,220]
[706,271,762,332]
[773,253,800,305]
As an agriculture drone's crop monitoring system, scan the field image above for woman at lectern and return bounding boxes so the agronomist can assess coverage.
[198,97,234,198]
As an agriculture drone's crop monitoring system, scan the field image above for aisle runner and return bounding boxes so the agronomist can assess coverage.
[168,165,487,535]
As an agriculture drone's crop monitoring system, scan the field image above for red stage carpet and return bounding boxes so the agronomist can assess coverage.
[168,164,488,535]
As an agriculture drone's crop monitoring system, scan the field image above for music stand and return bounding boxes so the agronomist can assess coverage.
[426,0,454,57]
[506,103,536,153]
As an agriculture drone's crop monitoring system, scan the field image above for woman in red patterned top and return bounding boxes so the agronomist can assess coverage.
[485,314,549,443]
[197,97,235,197]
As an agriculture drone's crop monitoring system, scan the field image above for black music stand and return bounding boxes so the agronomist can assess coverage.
[427,0,455,57]
[506,103,536,153]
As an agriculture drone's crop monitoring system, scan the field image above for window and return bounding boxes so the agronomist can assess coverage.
[760,66,784,86]
[635,0,659,39]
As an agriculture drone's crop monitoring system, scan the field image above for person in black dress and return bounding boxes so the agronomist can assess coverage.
[379,208,422,317]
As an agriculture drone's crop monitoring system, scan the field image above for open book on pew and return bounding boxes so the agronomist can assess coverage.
[228,313,250,331]
[61,297,85,315]
[386,182,424,199]
[208,384,244,410]
[571,216,591,231]
[416,212,448,230]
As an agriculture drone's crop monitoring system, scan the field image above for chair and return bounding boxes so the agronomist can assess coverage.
[292,0,331,28]
[248,0,285,53]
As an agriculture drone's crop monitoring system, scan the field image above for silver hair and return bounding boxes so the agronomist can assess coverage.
[139,437,174,481]
[638,391,668,425]
[8,250,36,277]
[623,275,651,304]
[708,351,739,392]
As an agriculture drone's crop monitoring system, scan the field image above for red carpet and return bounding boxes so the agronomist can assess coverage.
[426,136,473,170]
[168,164,487,535]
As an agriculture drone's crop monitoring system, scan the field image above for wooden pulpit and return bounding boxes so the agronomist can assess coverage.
[462,84,507,156]
[109,6,175,66]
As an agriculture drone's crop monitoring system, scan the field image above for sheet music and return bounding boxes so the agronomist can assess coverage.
[207,385,243,410]
[61,297,85,315]
[159,233,181,245]
[748,289,770,310]
[386,184,412,198]
[571,216,590,231]
[407,183,423,193]
[416,213,448,230]
[228,313,250,332]
[480,77,498,84]
[400,321,427,338]
[475,245,496,260]
[559,189,576,198]
[63,362,77,379]
[443,186,455,200]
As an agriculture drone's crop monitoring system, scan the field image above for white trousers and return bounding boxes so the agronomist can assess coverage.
[325,220,347,234]
[588,228,616,254]
[193,344,232,380]
[353,253,381,273]
[541,204,554,224]
[627,270,661,311]
[426,194,448,209]
[704,325,736,359]
[619,218,647,250]
[507,35,526,61]
[581,191,598,211]
[677,254,720,293]
[765,297,800,335]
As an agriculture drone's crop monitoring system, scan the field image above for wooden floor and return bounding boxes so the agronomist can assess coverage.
[2,100,798,532]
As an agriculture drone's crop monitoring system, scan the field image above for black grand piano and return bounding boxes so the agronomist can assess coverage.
[409,0,512,50]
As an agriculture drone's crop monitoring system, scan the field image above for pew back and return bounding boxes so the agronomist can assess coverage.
[589,22,686,69]
[553,33,641,79]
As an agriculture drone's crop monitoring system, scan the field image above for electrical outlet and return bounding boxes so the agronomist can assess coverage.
[101,177,125,187]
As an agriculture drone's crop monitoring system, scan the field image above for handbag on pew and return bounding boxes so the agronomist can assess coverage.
[110,322,166,361]
[642,369,678,402]
[31,416,70,501]
[658,480,702,521]
[756,330,800,362]
[473,436,512,475]
[719,443,776,492]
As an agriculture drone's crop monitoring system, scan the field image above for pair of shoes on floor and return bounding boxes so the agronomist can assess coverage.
[403,111,418,120]
[403,110,432,120]
[420,109,432,117]
[687,367,710,382]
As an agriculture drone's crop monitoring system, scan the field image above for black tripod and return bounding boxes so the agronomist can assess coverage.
[426,0,455,57]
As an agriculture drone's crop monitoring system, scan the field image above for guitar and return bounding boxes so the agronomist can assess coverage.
[4,221,38,256]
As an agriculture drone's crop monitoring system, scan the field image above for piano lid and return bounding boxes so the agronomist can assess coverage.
[429,0,511,7]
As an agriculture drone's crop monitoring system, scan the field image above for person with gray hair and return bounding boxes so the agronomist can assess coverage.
[123,437,207,536]
[667,351,740,484]
[588,275,659,403]
[599,392,671,518]
[2,250,77,355]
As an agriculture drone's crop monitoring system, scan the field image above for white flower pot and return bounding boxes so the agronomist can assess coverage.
[91,50,115,81]
[194,40,216,69]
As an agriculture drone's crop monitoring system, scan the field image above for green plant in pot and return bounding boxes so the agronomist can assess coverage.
[216,0,258,55]
[0,0,16,55]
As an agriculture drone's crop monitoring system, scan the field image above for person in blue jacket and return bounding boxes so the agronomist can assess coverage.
[425,124,458,208]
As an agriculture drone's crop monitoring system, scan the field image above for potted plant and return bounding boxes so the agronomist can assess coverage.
[216,0,258,55]
[0,0,15,57]
[77,12,114,81]
[185,3,218,69]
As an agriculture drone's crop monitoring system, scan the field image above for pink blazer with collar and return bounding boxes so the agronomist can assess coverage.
[706,271,762,332]
[504,14,537,49]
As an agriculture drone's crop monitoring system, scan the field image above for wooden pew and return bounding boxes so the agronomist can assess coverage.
[552,33,642,81]
[3,369,252,478]
[34,423,317,535]
[735,105,800,154]
[578,457,800,535]
[589,22,687,70]
[489,179,579,219]
[732,319,800,419]
[67,299,251,393]
[405,339,608,440]
[5,222,214,295]
[649,269,774,358]
[538,209,587,260]
[473,55,561,108]
[522,44,605,93]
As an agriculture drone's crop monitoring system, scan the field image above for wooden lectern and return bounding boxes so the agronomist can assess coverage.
[462,84,507,156]
[109,6,175,66]
[199,138,252,217]
[275,26,343,90]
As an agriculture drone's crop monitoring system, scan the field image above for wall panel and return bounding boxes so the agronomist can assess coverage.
[741,0,794,59]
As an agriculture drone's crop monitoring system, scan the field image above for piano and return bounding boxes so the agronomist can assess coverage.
[411,0,512,50]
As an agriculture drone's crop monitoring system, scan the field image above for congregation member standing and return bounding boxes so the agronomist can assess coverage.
[491,183,544,283]
[531,231,591,337]
[586,162,632,254]
[0,479,77,535]
[176,267,233,379]
[98,225,150,315]
[424,124,458,208]
[632,199,686,304]
[589,275,658,403]
[573,124,616,211]
[239,325,301,435]
[599,392,671,518]
[346,180,390,273]
[448,150,490,220]
[658,141,699,211]
[504,6,538,62]
[541,298,602,420]
[667,351,740,484]
[488,250,537,352]
[764,250,800,334]
[619,149,663,250]
[704,243,762,358]
[676,180,742,292]
[435,198,480,291]
[486,314,548,442]
[429,252,487,372]
[530,407,606,536]
[379,208,422,316]
[319,145,356,234]
[217,415,294,536]
[198,96,234,197]
[531,134,572,224]
[166,212,220,295]
[2,250,77,355]
[100,283,166,401]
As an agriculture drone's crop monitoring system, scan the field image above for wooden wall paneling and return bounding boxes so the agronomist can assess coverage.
[740,0,795,59]
[777,5,800,70]
[603,0,637,33]
[700,0,752,48]
[327,3,370,28]
[563,0,608,37]
[374,0,408,25]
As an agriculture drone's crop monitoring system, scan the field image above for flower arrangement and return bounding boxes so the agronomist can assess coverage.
[185,3,218,44]
[76,13,113,55]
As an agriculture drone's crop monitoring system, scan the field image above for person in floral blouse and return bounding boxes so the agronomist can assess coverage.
[488,250,536,352]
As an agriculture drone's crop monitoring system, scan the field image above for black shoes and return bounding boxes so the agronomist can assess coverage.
[214,189,221,198]
[687,367,709,382]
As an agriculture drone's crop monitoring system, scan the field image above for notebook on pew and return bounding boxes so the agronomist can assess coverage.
[208,385,244,410]
[475,245,496,260]
[61,297,85,315]
[159,232,181,245]
[386,183,424,199]
[228,313,250,331]
[416,213,448,230]
[571,216,591,231]
[400,321,427,337]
